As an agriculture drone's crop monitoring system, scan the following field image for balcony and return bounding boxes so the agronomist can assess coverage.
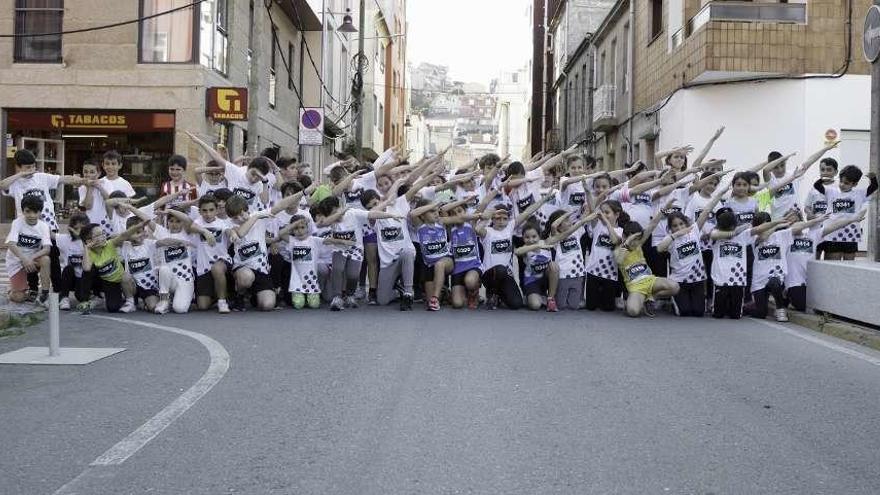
[689,1,807,35]
[592,84,617,131]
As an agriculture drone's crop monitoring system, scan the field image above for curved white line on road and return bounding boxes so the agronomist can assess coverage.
[754,318,880,367]
[53,316,229,495]
[89,316,230,465]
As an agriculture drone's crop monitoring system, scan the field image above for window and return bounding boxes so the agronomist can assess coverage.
[622,23,629,92]
[373,95,378,126]
[598,51,606,86]
[581,64,587,122]
[512,72,519,83]
[247,0,254,83]
[609,39,617,89]
[199,0,228,74]
[287,41,295,90]
[378,103,385,133]
[140,0,197,63]
[15,0,63,63]
[268,25,277,108]
[650,0,663,40]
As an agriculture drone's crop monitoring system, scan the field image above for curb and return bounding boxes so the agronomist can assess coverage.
[788,311,880,352]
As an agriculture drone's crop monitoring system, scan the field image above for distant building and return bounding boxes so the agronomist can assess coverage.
[495,65,531,161]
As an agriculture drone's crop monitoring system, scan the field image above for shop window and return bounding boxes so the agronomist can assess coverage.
[140,0,197,63]
[14,0,63,63]
[199,0,229,74]
[650,0,663,41]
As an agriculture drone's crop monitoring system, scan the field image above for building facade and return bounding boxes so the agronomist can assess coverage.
[494,65,530,161]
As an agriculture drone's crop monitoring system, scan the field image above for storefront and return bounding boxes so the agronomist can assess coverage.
[3,109,176,222]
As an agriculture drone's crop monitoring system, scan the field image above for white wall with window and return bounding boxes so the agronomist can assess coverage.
[14,0,63,63]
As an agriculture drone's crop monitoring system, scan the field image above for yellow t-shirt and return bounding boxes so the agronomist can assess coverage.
[87,243,124,283]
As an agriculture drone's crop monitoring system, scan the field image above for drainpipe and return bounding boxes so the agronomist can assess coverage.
[585,35,594,156]
[626,0,635,163]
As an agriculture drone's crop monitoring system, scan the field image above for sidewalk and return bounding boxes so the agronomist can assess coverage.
[0,253,45,335]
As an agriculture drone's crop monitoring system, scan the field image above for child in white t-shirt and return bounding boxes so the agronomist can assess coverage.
[55,213,89,310]
[4,195,52,304]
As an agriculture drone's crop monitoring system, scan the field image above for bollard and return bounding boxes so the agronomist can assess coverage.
[48,292,60,357]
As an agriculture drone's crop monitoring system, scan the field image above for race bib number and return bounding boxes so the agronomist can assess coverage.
[232,188,256,202]
[757,244,781,260]
[568,192,585,206]
[163,245,188,263]
[561,236,579,253]
[720,242,743,258]
[530,258,549,274]
[238,241,260,260]
[811,201,827,214]
[17,233,42,249]
[96,259,117,277]
[627,262,651,281]
[453,244,476,259]
[661,206,682,217]
[128,257,151,274]
[775,183,795,197]
[736,212,755,225]
[344,189,362,204]
[23,188,45,200]
[832,198,855,214]
[380,226,403,242]
[68,254,83,267]
[790,238,814,254]
[676,241,698,259]
[333,230,355,242]
[597,234,614,249]
[291,246,312,262]
[516,194,535,211]
[633,193,652,205]
[491,239,511,254]
[424,241,447,256]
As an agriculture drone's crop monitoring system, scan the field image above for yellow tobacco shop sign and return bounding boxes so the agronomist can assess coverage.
[51,113,127,129]
[206,87,248,121]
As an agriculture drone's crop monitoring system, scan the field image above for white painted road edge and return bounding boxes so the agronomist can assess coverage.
[53,316,230,495]
[753,318,880,367]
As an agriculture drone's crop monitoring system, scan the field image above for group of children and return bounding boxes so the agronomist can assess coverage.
[4,126,876,321]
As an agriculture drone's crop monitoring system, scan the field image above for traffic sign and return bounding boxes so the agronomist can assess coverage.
[864,5,880,62]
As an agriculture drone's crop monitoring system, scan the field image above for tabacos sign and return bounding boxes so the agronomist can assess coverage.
[51,113,127,129]
[206,87,248,121]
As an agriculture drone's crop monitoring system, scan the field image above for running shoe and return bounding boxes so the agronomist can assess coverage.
[400,293,413,311]
[546,297,558,312]
[330,296,345,311]
[427,296,440,311]
[217,299,231,314]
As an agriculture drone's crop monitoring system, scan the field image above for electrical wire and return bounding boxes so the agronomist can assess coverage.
[0,0,205,38]
[285,0,351,108]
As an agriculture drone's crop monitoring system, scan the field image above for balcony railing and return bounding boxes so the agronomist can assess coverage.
[592,84,617,124]
[689,1,807,35]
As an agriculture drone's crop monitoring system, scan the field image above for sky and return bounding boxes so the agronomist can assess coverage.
[406,0,532,85]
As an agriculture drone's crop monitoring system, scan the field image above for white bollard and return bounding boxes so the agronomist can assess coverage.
[48,292,60,357]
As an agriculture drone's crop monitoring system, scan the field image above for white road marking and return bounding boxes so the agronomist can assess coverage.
[53,316,230,494]
[753,318,880,367]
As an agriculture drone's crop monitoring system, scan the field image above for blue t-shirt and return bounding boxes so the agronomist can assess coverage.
[450,223,481,275]
[417,223,450,267]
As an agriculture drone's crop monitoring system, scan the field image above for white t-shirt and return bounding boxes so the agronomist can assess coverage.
[269,209,315,263]
[586,222,622,281]
[193,217,232,276]
[4,217,51,275]
[786,227,823,288]
[196,179,228,198]
[374,198,413,267]
[684,193,715,251]
[313,225,334,265]
[78,184,112,233]
[651,187,690,246]
[480,222,515,273]
[225,162,267,213]
[331,209,370,261]
[122,240,159,290]
[555,232,586,280]
[288,236,325,294]
[55,233,85,278]
[153,225,195,282]
[617,184,655,229]
[711,229,752,287]
[100,176,136,197]
[231,215,271,274]
[768,174,800,221]
[719,196,758,227]
[752,229,793,292]
[560,179,589,216]
[804,187,828,218]
[3,173,60,231]
[664,225,706,284]
[823,185,869,243]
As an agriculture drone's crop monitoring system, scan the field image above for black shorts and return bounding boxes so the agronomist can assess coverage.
[824,241,858,254]
[136,286,158,301]
[451,269,481,286]
[816,241,829,256]
[251,271,275,293]
[523,277,548,296]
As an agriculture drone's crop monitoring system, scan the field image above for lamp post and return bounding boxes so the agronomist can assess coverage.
[353,0,367,163]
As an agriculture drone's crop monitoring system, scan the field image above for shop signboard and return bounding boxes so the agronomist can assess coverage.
[206,87,248,121]
[7,110,175,133]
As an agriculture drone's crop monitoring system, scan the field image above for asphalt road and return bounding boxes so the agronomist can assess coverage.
[2,308,880,495]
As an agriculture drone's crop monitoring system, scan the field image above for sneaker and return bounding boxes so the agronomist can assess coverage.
[25,290,38,303]
[154,300,170,315]
[217,299,231,314]
[36,290,49,306]
[119,299,137,313]
[90,297,104,310]
[467,290,479,310]
[775,308,789,322]
[368,292,378,306]
[546,297,558,312]
[59,297,71,310]
[400,293,413,311]
[76,301,92,315]
[230,294,247,312]
[644,299,656,318]
[330,296,345,311]
[486,294,498,310]
[427,296,440,311]
[345,295,359,308]
[354,286,366,301]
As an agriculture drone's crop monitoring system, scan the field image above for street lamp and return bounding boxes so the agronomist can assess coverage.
[337,9,358,33]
